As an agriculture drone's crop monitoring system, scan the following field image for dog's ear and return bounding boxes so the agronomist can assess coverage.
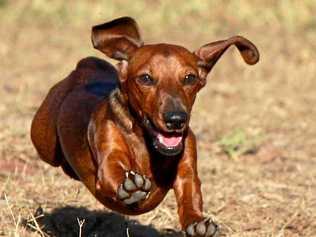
[91,17,143,61]
[195,36,259,72]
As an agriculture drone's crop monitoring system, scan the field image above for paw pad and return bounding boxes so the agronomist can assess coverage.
[186,218,218,237]
[117,171,151,205]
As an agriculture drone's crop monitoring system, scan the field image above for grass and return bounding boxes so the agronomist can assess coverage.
[218,129,263,159]
[1,0,316,236]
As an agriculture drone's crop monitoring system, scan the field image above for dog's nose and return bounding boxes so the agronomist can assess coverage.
[163,111,187,130]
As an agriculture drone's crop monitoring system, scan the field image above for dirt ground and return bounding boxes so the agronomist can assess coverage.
[1,1,316,236]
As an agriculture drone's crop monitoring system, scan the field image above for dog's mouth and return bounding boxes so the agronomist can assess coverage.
[154,133,183,156]
[143,117,184,156]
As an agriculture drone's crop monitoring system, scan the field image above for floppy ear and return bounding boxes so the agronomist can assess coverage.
[91,17,143,61]
[195,36,259,72]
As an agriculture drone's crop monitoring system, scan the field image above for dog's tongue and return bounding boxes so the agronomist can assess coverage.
[157,134,182,147]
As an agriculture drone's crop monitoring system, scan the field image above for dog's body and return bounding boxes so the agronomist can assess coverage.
[31,17,259,236]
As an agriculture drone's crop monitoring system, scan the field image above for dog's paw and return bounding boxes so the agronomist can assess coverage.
[117,171,151,205]
[185,218,218,237]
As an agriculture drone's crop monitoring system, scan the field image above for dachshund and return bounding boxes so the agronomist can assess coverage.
[31,17,259,236]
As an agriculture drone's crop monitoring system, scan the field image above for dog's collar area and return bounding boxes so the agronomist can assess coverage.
[109,89,134,132]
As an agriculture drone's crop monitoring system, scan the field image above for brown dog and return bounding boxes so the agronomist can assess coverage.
[31,17,259,236]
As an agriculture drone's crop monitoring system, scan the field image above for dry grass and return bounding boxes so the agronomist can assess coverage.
[1,1,316,236]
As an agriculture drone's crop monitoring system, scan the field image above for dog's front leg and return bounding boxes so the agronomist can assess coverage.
[174,132,218,237]
[88,114,152,207]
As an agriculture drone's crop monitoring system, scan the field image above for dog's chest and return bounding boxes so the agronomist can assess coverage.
[123,130,179,189]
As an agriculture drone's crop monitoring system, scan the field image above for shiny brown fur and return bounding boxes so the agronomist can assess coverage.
[31,17,259,236]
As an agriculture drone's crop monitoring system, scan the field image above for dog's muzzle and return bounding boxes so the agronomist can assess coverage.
[163,111,187,131]
[143,116,184,156]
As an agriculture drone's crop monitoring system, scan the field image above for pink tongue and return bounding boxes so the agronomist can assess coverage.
[158,134,182,147]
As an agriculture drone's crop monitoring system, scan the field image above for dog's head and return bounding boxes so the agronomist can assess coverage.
[92,17,259,156]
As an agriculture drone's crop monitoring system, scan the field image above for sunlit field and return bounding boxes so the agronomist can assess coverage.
[1,1,316,236]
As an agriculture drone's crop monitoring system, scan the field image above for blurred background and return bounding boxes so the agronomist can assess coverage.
[0,1,316,236]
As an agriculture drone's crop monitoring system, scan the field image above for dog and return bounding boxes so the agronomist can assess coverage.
[31,17,259,236]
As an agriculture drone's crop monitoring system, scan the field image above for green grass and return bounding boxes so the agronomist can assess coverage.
[218,129,264,159]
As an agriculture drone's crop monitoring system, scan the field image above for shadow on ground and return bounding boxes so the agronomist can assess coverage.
[25,206,183,237]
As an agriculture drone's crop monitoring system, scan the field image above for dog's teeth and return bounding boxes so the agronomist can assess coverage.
[157,134,163,143]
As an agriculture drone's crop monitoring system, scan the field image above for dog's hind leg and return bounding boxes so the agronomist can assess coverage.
[57,140,80,180]
[31,76,75,167]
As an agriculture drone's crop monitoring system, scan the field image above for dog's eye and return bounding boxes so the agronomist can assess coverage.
[183,74,198,85]
[137,74,155,86]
